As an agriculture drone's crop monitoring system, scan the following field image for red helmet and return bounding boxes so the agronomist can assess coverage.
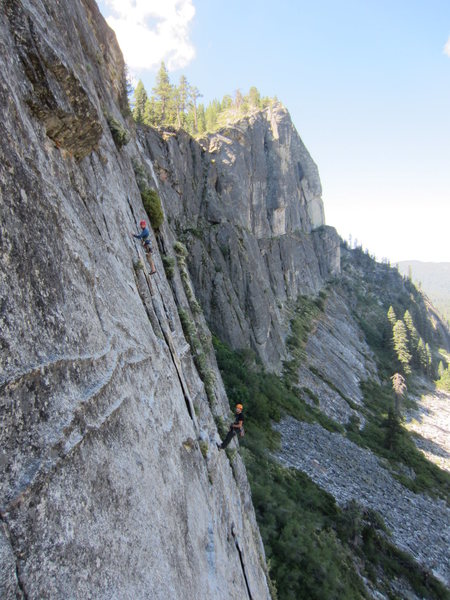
[140,220,146,228]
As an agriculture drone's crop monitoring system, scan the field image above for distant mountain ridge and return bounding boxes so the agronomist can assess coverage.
[396,261,450,325]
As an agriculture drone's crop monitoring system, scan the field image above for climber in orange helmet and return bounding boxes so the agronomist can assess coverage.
[218,404,244,450]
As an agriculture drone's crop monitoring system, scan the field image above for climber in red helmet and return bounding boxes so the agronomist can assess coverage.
[132,219,156,274]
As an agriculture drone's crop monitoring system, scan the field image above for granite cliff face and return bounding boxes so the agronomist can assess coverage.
[0,2,271,598]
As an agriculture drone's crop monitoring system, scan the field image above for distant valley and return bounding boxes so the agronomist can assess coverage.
[397,261,450,325]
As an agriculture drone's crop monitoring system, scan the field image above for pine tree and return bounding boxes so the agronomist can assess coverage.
[197,103,206,134]
[137,74,275,134]
[221,94,233,110]
[403,310,419,344]
[438,361,445,378]
[390,372,407,415]
[417,338,428,373]
[387,306,397,327]
[189,85,202,133]
[392,320,412,375]
[142,97,157,126]
[248,86,261,108]
[384,408,402,451]
[403,309,419,367]
[425,343,432,376]
[132,80,148,124]
[381,319,392,350]
[234,89,243,112]
[176,75,189,128]
[153,62,173,125]
[172,86,182,128]
[205,99,220,131]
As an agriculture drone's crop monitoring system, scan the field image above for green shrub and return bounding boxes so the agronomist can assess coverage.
[132,258,144,272]
[173,241,188,257]
[345,414,361,434]
[302,387,320,406]
[190,299,202,315]
[131,160,164,230]
[214,415,228,440]
[199,440,209,459]
[225,448,237,462]
[162,255,175,279]
[106,115,130,148]
[178,308,215,405]
[141,187,164,230]
[131,160,146,185]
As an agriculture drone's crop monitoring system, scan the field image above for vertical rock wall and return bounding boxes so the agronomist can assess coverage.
[0,2,271,598]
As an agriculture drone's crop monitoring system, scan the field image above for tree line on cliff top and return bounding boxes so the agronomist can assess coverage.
[131,61,276,135]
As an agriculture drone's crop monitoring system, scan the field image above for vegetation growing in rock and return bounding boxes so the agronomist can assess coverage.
[132,258,144,272]
[177,299,215,406]
[106,114,130,148]
[174,241,202,315]
[131,63,277,135]
[199,440,209,459]
[132,160,164,230]
[162,255,175,279]
[141,188,164,231]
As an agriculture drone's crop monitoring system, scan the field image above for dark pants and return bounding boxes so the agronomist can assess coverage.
[221,428,236,449]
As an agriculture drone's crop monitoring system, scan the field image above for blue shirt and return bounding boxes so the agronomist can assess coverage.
[134,227,150,241]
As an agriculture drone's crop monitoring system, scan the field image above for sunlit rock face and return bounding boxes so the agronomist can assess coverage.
[141,106,339,370]
[0,2,271,599]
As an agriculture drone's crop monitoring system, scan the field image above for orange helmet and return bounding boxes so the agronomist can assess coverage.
[236,404,243,411]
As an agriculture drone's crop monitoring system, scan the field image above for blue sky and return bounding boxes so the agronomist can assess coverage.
[98,0,450,263]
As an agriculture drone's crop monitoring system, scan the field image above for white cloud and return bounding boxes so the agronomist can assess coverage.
[444,36,450,57]
[104,0,196,72]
